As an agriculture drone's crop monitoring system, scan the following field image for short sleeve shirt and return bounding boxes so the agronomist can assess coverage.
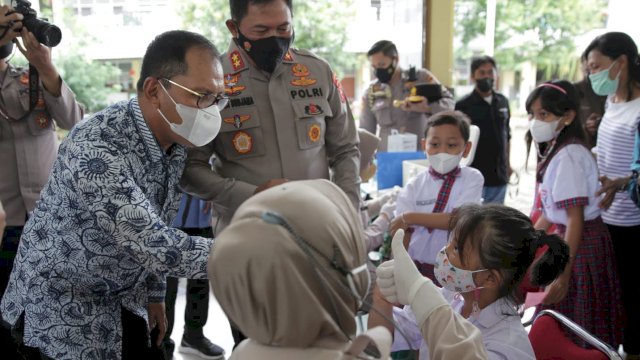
[539,144,601,224]
[395,166,483,264]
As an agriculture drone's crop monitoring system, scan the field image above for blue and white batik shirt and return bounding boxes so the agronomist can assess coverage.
[1,98,213,359]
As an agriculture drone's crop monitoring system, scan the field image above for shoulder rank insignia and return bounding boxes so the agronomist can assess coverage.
[230,50,245,72]
[283,51,294,62]
[290,63,317,87]
[308,124,321,143]
[333,73,346,103]
[232,131,253,154]
[224,73,246,96]
[224,114,251,129]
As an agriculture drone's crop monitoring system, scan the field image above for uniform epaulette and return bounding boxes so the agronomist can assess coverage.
[290,47,321,60]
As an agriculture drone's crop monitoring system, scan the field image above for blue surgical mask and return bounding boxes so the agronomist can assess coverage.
[589,60,620,96]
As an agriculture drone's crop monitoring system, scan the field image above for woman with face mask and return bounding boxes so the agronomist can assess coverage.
[207,179,392,359]
[370,204,569,359]
[524,80,623,349]
[583,32,640,359]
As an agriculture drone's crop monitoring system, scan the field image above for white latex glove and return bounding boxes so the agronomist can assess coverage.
[376,229,449,327]
[379,200,396,221]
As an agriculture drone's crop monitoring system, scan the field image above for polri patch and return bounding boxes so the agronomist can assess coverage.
[232,131,253,154]
[308,124,321,142]
[305,103,323,116]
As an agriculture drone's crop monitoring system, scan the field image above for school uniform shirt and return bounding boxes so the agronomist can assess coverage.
[181,41,360,230]
[0,98,213,359]
[395,166,484,264]
[392,288,535,360]
[596,97,640,226]
[539,144,601,225]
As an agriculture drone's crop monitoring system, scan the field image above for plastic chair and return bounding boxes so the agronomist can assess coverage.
[528,309,622,360]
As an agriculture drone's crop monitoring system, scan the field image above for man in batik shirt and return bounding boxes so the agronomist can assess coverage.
[1,30,226,359]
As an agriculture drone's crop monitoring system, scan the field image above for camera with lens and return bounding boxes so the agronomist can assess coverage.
[9,0,61,47]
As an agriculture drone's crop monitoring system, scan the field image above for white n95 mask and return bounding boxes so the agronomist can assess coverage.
[529,118,561,143]
[158,83,222,147]
[429,152,463,174]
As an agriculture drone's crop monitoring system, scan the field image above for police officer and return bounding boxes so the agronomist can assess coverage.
[360,40,454,151]
[181,0,360,231]
[0,28,83,297]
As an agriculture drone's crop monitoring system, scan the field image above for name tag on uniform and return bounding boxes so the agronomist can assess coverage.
[416,199,436,206]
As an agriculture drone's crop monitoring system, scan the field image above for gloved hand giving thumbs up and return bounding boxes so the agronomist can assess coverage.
[375,229,449,328]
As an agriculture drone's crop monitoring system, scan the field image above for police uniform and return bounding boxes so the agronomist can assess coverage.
[0,64,83,227]
[359,67,454,151]
[181,41,360,230]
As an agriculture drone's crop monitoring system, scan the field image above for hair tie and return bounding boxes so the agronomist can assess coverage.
[537,82,567,95]
[529,231,546,257]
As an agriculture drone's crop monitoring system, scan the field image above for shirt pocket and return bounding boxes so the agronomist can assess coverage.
[26,109,54,136]
[291,99,332,150]
[214,106,266,160]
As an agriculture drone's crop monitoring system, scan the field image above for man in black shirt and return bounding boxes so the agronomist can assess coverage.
[455,56,511,203]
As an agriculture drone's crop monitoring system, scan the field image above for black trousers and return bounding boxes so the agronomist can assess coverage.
[162,227,212,358]
[607,223,640,355]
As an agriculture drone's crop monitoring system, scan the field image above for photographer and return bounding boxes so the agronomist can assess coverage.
[0,20,83,301]
[0,4,22,46]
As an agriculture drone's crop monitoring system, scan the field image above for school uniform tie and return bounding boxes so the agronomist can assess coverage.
[428,166,461,232]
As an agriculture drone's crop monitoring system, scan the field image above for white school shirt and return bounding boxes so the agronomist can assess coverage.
[539,144,601,225]
[392,288,535,360]
[596,97,640,226]
[395,167,484,264]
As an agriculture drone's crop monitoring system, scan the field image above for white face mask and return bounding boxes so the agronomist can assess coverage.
[158,83,222,147]
[429,151,463,174]
[529,118,561,143]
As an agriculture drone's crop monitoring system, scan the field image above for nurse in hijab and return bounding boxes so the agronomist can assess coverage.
[208,179,392,359]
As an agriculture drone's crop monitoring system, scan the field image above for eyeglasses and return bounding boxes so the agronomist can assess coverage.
[161,78,229,110]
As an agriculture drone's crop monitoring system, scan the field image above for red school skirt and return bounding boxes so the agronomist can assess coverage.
[537,217,624,348]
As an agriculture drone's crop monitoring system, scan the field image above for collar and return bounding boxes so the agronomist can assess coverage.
[225,39,296,74]
[470,298,519,330]
[428,166,461,180]
[471,89,495,102]
[129,97,164,164]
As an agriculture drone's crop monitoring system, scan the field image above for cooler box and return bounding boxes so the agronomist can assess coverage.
[376,151,426,190]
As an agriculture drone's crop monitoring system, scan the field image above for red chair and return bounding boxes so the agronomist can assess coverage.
[528,310,622,360]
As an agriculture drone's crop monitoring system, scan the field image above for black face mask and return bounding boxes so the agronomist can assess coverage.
[375,63,395,84]
[476,77,494,93]
[0,43,14,59]
[235,29,292,73]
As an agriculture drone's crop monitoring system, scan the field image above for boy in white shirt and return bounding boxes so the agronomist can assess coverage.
[390,110,484,283]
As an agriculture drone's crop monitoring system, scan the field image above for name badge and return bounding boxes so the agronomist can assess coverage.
[416,199,436,206]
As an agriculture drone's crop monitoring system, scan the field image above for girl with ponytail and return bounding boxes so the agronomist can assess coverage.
[524,79,623,348]
[584,31,640,357]
[370,204,570,359]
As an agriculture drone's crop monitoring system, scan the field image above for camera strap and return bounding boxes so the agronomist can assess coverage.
[28,64,39,111]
